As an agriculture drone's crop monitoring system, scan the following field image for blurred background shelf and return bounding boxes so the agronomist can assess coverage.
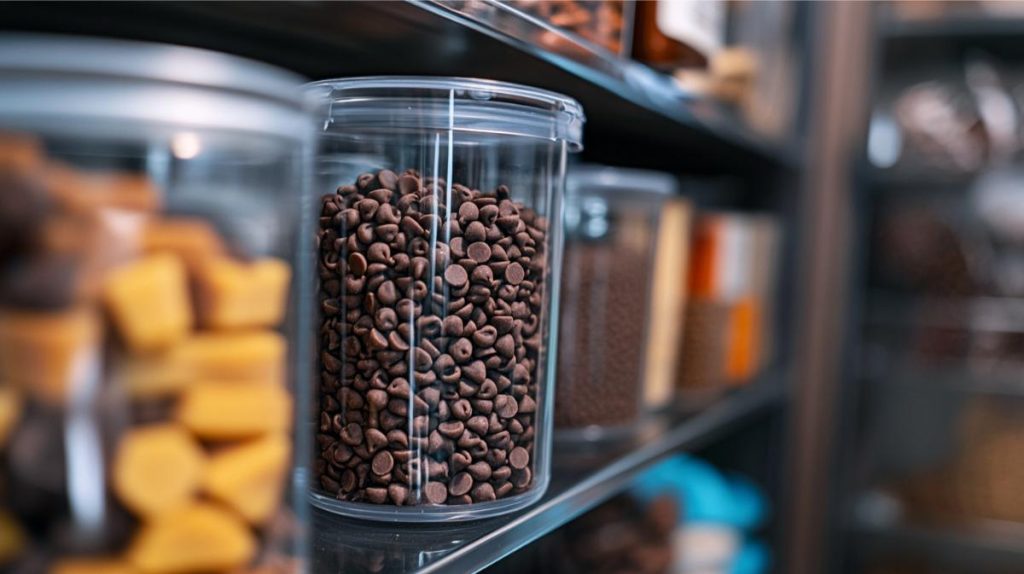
[851,518,1024,572]
[1,0,801,173]
[311,376,784,574]
[880,15,1024,68]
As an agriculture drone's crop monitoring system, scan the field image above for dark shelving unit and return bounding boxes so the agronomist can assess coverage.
[1,1,800,173]
[831,8,1024,574]
[0,3,819,572]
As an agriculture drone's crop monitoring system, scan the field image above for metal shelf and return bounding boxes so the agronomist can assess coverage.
[1,1,801,173]
[311,378,784,574]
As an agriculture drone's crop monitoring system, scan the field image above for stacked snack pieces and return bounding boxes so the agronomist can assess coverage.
[316,169,547,507]
[0,134,294,573]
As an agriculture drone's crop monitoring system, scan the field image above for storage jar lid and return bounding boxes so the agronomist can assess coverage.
[0,33,309,138]
[568,165,678,198]
[307,76,585,150]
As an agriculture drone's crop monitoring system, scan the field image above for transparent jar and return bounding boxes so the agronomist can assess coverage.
[307,77,584,521]
[0,34,311,573]
[555,166,676,442]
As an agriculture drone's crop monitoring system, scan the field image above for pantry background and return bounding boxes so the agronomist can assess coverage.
[2,1,1020,573]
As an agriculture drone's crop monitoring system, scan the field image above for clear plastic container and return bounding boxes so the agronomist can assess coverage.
[307,77,584,521]
[0,34,311,572]
[555,166,676,442]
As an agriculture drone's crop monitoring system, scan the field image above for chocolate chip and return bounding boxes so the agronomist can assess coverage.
[509,447,530,470]
[444,264,468,287]
[504,262,525,285]
[449,472,474,496]
[424,481,448,505]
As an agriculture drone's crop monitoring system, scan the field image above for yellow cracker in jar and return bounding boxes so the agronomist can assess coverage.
[47,165,161,215]
[202,433,290,525]
[128,502,255,574]
[112,424,205,518]
[177,383,292,441]
[50,558,137,574]
[114,348,196,400]
[178,331,286,383]
[141,218,227,273]
[194,257,291,330]
[103,254,193,353]
[0,307,101,404]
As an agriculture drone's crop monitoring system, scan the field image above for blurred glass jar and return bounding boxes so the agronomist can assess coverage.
[0,34,312,573]
[555,166,677,442]
[307,77,583,521]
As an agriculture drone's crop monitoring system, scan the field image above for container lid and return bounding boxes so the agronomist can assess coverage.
[568,165,678,197]
[307,76,585,150]
[0,33,308,138]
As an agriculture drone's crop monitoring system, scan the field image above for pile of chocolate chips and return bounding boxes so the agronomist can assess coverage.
[316,168,548,506]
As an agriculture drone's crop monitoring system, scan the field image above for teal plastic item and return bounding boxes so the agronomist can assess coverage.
[629,455,767,529]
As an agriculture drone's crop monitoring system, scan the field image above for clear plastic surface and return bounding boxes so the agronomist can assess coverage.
[0,34,311,573]
[309,77,583,521]
[555,166,675,442]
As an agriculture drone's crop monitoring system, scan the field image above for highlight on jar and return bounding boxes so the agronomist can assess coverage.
[0,34,311,574]
[309,77,584,521]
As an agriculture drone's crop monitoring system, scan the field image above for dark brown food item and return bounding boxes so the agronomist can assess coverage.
[316,169,548,507]
[509,0,627,55]
[555,214,650,430]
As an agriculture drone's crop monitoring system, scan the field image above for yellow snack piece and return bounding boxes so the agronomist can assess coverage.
[50,558,137,574]
[112,425,205,518]
[0,386,22,449]
[128,503,255,574]
[0,308,100,404]
[179,331,286,383]
[114,350,195,400]
[202,433,290,525]
[178,383,291,441]
[48,166,161,214]
[141,219,226,273]
[195,258,291,330]
[0,511,26,565]
[103,255,193,353]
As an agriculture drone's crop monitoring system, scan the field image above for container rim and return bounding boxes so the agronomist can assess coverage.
[568,165,678,197]
[0,32,305,107]
[306,76,585,149]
